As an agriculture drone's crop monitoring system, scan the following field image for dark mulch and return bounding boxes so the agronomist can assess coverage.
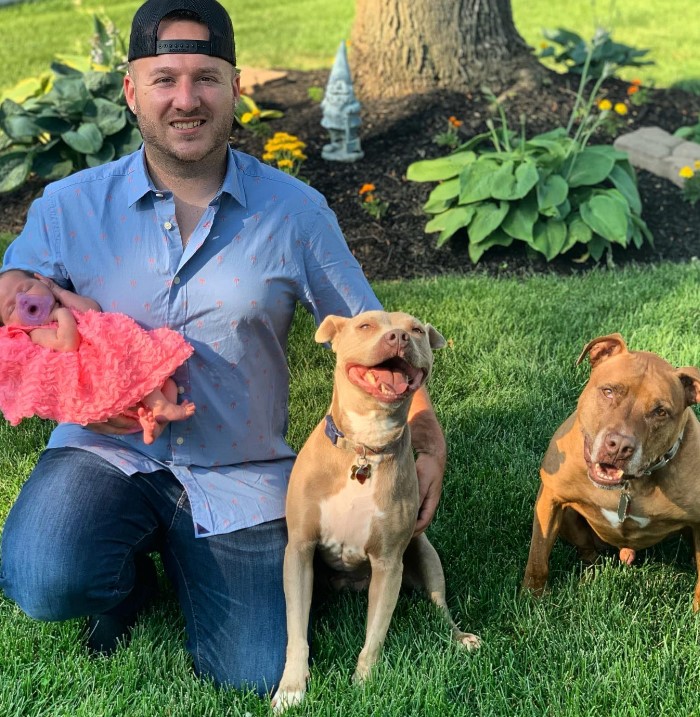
[2,68,700,282]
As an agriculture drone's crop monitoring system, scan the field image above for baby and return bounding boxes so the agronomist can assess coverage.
[0,269,195,444]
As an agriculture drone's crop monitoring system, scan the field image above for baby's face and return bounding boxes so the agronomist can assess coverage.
[0,271,56,325]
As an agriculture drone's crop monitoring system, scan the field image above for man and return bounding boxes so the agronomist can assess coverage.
[0,0,446,696]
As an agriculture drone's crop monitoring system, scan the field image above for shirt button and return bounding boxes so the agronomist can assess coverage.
[164,221,173,230]
[177,385,185,394]
[155,192,164,198]
[173,276,181,285]
[176,437,184,445]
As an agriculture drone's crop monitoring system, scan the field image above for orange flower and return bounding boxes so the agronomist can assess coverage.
[627,85,639,95]
[631,78,642,86]
[363,193,375,203]
[448,116,463,128]
[359,183,376,195]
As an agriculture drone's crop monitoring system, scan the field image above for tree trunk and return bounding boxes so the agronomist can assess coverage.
[350,0,541,100]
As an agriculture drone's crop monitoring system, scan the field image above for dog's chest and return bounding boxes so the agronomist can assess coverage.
[317,475,383,570]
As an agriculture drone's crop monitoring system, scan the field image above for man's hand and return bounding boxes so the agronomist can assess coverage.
[414,450,445,535]
[85,408,143,436]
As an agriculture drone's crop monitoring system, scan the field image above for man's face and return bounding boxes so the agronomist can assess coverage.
[124,19,240,168]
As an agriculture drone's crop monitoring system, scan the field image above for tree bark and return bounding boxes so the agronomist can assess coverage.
[350,0,541,100]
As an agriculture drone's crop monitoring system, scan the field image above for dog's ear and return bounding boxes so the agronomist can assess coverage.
[576,333,628,368]
[426,324,446,350]
[315,315,348,344]
[676,367,700,406]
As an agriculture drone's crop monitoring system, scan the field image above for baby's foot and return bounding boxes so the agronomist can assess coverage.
[138,407,162,445]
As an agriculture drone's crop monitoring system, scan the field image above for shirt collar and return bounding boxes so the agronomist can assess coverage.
[127,145,247,209]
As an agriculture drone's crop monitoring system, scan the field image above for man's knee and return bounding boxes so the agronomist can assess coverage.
[193,647,285,698]
[1,518,118,621]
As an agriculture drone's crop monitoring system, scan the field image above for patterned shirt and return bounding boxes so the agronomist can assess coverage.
[2,145,381,537]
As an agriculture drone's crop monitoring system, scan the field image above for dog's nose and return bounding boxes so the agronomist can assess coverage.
[383,329,409,349]
[604,432,636,461]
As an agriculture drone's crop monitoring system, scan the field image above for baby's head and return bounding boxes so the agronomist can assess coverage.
[0,269,57,327]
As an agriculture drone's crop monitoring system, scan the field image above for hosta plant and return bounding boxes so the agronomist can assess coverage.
[0,63,142,193]
[406,57,653,264]
[539,27,653,79]
[0,15,140,194]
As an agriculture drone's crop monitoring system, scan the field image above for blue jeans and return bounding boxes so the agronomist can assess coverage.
[0,448,287,696]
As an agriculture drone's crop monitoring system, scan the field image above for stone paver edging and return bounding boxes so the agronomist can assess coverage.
[614,126,700,187]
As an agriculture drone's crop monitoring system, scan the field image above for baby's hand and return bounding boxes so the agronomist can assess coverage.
[34,274,61,298]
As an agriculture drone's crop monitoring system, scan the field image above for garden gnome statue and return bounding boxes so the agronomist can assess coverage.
[320,41,364,162]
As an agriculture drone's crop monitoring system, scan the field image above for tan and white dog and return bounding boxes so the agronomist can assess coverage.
[523,334,700,604]
[272,311,480,711]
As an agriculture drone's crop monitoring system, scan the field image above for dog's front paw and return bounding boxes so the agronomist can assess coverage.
[454,630,481,651]
[271,684,306,714]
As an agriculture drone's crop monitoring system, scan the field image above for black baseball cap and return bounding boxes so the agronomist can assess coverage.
[128,0,236,65]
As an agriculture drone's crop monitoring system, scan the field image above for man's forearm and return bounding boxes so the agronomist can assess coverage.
[408,387,446,465]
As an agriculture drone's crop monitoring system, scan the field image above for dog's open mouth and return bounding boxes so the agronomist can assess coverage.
[587,462,625,488]
[347,358,425,401]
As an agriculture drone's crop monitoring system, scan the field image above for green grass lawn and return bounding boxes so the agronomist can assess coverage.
[3,265,700,715]
[3,0,700,715]
[0,0,698,91]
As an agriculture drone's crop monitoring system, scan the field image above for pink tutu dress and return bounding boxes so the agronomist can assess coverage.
[0,310,193,426]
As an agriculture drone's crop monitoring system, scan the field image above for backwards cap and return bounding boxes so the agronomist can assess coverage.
[128,0,236,65]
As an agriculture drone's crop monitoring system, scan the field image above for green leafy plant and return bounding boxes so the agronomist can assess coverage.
[406,58,653,264]
[358,183,389,220]
[674,120,700,144]
[679,163,700,205]
[539,27,653,79]
[234,94,284,138]
[307,86,324,103]
[0,63,141,193]
[0,14,140,193]
[433,116,464,150]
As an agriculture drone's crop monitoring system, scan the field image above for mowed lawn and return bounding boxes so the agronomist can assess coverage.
[2,1,700,716]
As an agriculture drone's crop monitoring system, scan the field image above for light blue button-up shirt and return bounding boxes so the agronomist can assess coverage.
[3,146,381,537]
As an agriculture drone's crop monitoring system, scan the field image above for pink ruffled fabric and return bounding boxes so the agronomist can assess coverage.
[0,310,193,426]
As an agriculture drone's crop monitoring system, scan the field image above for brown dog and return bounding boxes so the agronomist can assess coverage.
[272,311,480,712]
[523,333,700,605]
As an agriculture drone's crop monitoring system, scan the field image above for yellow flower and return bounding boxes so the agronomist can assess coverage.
[240,112,253,124]
[597,99,612,111]
[359,183,376,195]
[613,103,628,116]
[539,41,548,49]
[694,160,700,170]
[262,152,275,161]
[679,166,695,179]
[291,149,307,160]
[277,159,294,169]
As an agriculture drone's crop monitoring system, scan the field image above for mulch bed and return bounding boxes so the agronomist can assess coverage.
[2,68,700,282]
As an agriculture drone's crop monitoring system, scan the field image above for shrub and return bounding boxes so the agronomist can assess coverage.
[406,59,653,264]
[0,15,138,193]
[539,28,654,79]
[0,15,283,194]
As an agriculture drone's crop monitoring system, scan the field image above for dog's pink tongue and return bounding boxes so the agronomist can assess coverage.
[371,368,409,393]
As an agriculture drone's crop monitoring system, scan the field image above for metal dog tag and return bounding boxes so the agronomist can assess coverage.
[351,463,372,484]
[617,482,631,523]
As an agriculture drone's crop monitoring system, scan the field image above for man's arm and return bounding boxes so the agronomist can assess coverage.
[409,386,447,535]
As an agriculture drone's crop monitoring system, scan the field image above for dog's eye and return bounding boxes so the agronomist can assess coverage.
[412,327,424,335]
[653,406,668,418]
[358,323,371,330]
[601,387,614,399]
